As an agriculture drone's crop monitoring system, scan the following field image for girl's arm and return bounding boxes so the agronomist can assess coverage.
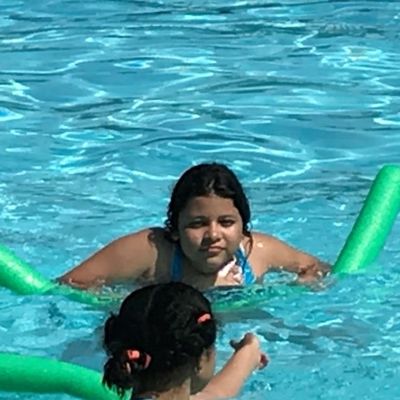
[251,232,331,282]
[57,228,162,289]
[193,333,267,400]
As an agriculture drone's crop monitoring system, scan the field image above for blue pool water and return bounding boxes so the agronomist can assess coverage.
[1,0,400,399]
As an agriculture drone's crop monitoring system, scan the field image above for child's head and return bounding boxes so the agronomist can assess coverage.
[165,162,251,240]
[103,282,217,397]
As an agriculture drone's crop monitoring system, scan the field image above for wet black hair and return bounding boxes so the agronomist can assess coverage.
[103,282,217,398]
[165,163,252,240]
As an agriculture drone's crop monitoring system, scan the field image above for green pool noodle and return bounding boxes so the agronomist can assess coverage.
[1,166,399,399]
[0,244,54,294]
[0,244,118,307]
[0,164,399,308]
[0,352,127,400]
[0,243,274,310]
[334,165,400,274]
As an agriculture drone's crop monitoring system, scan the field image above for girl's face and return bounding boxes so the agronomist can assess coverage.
[177,195,244,274]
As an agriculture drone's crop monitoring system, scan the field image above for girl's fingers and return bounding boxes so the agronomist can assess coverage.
[259,353,268,369]
[229,339,240,350]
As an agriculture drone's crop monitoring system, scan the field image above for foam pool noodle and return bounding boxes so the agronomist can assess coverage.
[334,165,400,274]
[1,165,400,399]
[0,353,128,400]
[0,244,118,306]
[0,164,399,309]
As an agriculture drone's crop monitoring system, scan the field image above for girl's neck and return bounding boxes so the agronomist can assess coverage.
[180,257,217,289]
[156,379,191,400]
[181,256,237,290]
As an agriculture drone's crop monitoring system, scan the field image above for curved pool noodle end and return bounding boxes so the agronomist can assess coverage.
[0,353,127,400]
[0,244,54,294]
[0,245,117,307]
[334,165,400,274]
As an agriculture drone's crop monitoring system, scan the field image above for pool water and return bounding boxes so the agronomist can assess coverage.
[1,0,400,399]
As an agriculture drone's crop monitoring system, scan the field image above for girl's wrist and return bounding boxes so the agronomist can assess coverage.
[233,344,262,371]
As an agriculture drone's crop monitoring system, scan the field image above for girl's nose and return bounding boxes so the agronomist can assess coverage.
[206,222,220,240]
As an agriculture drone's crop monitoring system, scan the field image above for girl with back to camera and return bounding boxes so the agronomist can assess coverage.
[60,162,330,290]
[103,282,267,400]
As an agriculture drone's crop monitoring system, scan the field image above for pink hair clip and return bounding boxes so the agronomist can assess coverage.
[197,313,212,324]
[126,349,152,370]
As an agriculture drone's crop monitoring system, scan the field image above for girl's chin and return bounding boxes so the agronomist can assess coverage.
[201,259,230,273]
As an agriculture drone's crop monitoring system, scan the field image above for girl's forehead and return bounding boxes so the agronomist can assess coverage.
[180,195,240,216]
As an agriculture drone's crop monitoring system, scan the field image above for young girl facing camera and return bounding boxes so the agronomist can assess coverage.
[103,282,267,400]
[60,163,329,290]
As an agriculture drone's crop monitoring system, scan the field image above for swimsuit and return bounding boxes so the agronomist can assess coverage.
[170,244,256,285]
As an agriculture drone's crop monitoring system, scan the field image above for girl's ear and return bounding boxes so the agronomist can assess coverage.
[196,347,215,375]
[171,231,179,241]
[191,347,216,394]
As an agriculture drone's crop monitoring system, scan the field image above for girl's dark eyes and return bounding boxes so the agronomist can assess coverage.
[187,221,205,228]
[220,220,235,227]
[187,220,235,228]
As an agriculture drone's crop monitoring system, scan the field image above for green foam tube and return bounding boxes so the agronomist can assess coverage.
[334,165,400,274]
[0,244,54,294]
[0,244,118,307]
[0,244,272,311]
[0,165,399,308]
[0,353,127,400]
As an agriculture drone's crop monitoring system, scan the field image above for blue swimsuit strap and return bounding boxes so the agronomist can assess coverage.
[171,245,256,284]
[234,245,256,285]
[171,245,184,281]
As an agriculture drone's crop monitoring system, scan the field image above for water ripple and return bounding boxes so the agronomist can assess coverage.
[1,1,400,398]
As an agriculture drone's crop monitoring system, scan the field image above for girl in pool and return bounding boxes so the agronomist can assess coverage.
[60,162,329,290]
[103,281,267,400]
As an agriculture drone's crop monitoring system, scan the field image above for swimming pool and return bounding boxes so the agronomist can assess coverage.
[1,0,400,398]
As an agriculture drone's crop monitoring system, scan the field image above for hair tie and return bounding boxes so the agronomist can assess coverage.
[197,313,211,324]
[125,349,152,371]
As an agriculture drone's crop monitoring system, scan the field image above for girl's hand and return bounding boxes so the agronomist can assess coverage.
[195,332,268,399]
[215,262,244,286]
[230,333,268,370]
[296,261,331,284]
[58,277,106,290]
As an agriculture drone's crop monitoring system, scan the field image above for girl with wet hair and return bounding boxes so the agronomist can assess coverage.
[60,162,329,290]
[103,282,267,400]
